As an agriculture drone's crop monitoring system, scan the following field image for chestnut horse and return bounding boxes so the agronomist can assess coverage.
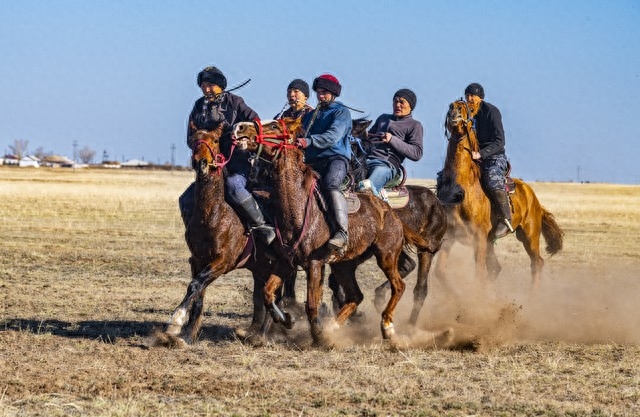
[436,99,564,289]
[344,118,448,325]
[162,123,293,345]
[232,118,432,345]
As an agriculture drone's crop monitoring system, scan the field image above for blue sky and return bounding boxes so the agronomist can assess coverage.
[1,1,639,183]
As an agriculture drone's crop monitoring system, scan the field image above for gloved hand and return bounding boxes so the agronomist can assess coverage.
[295,137,308,149]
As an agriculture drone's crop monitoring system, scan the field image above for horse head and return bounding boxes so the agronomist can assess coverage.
[232,117,303,162]
[189,122,227,177]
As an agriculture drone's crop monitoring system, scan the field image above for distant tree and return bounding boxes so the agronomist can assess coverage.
[78,146,96,164]
[9,139,29,159]
[33,147,52,159]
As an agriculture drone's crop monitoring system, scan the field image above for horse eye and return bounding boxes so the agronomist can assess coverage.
[270,122,278,129]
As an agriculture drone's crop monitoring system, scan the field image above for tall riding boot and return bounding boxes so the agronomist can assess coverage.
[327,190,349,250]
[491,188,514,239]
[236,196,276,245]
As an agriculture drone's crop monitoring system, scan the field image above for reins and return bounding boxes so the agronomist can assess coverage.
[251,118,298,162]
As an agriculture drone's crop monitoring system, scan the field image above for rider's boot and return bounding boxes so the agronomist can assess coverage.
[237,196,276,245]
[491,188,514,239]
[327,189,349,250]
[398,249,417,278]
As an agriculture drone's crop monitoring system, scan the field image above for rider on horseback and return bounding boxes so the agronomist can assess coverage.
[180,66,276,244]
[356,88,424,200]
[464,82,514,239]
[275,79,314,120]
[296,74,352,251]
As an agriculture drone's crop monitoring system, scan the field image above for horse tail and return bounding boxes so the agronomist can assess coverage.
[436,175,465,207]
[401,221,436,254]
[541,207,564,256]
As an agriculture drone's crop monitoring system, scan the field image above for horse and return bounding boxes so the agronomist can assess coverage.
[337,118,448,325]
[232,118,435,346]
[435,99,564,290]
[160,123,294,346]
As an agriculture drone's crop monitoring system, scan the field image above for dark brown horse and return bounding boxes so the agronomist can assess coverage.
[345,118,448,325]
[436,99,564,289]
[162,123,292,345]
[232,118,432,345]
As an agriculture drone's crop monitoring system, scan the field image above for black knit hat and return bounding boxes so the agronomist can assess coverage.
[197,66,227,90]
[393,88,417,110]
[287,79,310,98]
[464,83,485,99]
[312,74,342,97]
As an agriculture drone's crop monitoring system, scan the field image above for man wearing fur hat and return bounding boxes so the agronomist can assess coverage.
[464,82,513,239]
[297,74,352,251]
[180,66,276,245]
[275,79,314,120]
[357,88,424,200]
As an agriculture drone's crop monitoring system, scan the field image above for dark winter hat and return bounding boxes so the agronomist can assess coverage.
[393,88,417,110]
[312,74,342,97]
[287,79,310,98]
[197,66,227,90]
[464,83,485,99]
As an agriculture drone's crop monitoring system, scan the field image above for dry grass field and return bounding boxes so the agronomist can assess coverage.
[1,166,639,416]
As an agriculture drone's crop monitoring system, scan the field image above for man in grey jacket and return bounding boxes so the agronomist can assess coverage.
[357,88,424,199]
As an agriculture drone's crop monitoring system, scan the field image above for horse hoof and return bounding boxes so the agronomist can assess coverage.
[283,312,295,330]
[150,330,189,349]
[381,322,396,340]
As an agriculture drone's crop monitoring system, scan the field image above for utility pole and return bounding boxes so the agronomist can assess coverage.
[72,140,78,163]
[577,165,581,183]
[170,143,176,172]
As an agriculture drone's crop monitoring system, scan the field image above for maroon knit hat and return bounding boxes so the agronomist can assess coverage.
[312,74,342,97]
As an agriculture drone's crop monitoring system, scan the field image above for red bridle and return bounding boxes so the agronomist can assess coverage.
[193,139,229,173]
[251,118,298,161]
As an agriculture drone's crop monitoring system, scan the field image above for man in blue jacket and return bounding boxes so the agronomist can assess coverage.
[297,74,352,250]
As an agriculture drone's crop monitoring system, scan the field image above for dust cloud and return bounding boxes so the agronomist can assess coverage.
[268,248,640,351]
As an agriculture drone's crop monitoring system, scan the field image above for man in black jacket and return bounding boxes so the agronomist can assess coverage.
[465,82,513,239]
[180,66,275,244]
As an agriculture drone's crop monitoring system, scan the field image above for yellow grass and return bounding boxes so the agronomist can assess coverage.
[1,167,639,416]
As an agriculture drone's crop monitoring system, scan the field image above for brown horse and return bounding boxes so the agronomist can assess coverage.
[162,123,293,345]
[436,99,564,289]
[232,118,432,345]
[345,118,448,325]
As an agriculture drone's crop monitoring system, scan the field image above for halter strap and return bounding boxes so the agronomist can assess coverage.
[193,139,230,172]
[251,118,298,161]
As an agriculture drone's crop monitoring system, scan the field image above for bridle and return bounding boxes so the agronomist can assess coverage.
[445,99,477,157]
[248,118,299,162]
[192,139,230,174]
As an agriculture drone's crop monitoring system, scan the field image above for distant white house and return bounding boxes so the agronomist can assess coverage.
[41,155,74,167]
[121,159,149,167]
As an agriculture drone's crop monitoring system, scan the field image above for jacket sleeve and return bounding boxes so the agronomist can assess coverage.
[235,97,259,123]
[479,107,505,159]
[308,106,351,150]
[186,102,199,148]
[388,122,424,161]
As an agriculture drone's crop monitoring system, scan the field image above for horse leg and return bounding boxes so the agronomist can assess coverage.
[377,251,406,340]
[515,227,544,292]
[374,249,416,313]
[327,262,363,329]
[282,269,297,308]
[473,234,489,285]
[408,251,435,326]
[306,260,329,346]
[165,262,221,342]
[486,241,502,281]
